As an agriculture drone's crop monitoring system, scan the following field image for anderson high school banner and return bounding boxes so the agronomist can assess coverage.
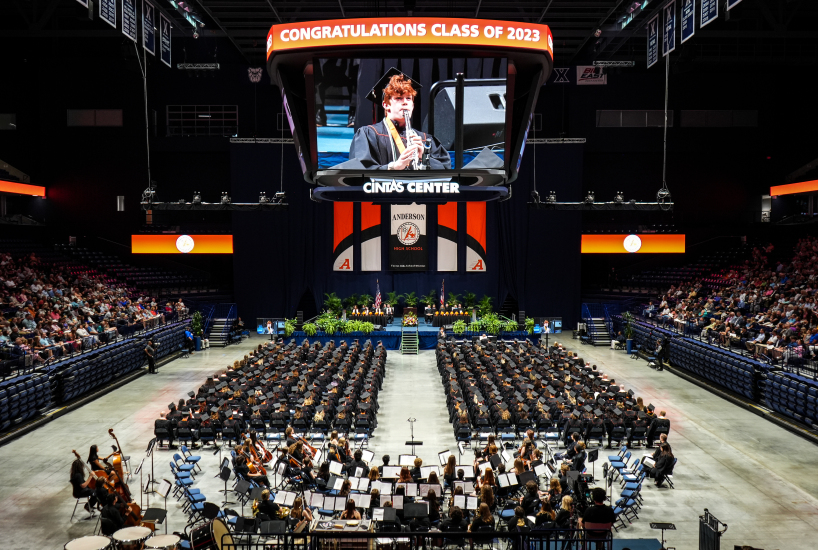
[390,204,428,271]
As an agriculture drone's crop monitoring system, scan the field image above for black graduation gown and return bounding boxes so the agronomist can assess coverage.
[349,120,451,170]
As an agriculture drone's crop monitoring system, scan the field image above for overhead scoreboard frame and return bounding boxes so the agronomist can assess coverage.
[265,18,554,202]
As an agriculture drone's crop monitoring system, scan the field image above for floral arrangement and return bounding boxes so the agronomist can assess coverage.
[402,312,418,326]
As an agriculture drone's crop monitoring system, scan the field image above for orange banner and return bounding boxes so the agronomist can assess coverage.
[581,234,686,254]
[131,235,233,254]
[770,180,818,197]
[0,179,46,198]
[267,18,553,58]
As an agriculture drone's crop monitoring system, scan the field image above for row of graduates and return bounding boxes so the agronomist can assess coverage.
[154,338,387,447]
[436,338,668,447]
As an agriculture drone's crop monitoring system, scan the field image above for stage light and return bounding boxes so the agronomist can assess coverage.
[614,191,624,204]
[259,192,270,203]
[530,190,540,204]
[657,188,672,211]
[275,191,286,203]
[220,192,231,205]
[584,191,595,205]
[192,192,202,204]
[545,191,556,204]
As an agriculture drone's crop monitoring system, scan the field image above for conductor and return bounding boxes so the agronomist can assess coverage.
[349,69,450,171]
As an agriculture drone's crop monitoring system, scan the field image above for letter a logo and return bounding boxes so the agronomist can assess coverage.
[339,259,351,270]
[472,260,484,271]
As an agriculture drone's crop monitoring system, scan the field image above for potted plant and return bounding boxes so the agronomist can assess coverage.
[401,292,418,316]
[191,311,204,351]
[622,312,635,353]
[452,319,467,334]
[359,294,374,308]
[477,295,493,318]
[446,292,461,308]
[303,322,317,337]
[386,291,399,310]
[323,292,343,317]
[283,318,297,337]
[525,317,535,335]
[504,319,519,333]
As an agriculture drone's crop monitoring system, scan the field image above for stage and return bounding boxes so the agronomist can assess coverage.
[283,318,540,350]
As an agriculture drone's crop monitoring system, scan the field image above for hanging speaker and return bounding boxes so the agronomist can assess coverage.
[429,83,506,151]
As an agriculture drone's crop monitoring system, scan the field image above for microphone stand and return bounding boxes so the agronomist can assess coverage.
[407,417,418,455]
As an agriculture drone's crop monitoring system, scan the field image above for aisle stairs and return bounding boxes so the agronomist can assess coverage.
[400,324,419,355]
[208,318,230,347]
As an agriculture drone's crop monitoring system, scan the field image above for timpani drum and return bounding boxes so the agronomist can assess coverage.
[144,534,181,550]
[191,518,233,550]
[65,535,113,550]
[112,526,153,550]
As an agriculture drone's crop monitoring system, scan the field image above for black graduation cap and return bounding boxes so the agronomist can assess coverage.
[197,397,206,403]
[625,400,634,407]
[521,404,530,412]
[361,392,371,399]
[647,404,655,412]
[538,396,547,404]
[638,411,647,419]
[556,397,565,404]
[583,386,591,393]
[187,391,195,398]
[546,386,556,394]
[251,405,260,412]
[209,406,219,414]
[479,405,489,412]
[358,402,371,410]
[583,405,593,413]
[571,410,580,418]
[208,388,215,394]
[594,408,604,416]
[167,403,175,410]
[613,408,623,417]
[218,399,227,406]
[577,396,585,405]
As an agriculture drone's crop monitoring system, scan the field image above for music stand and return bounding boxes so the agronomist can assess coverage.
[219,466,235,507]
[650,522,676,549]
[406,417,422,455]
[587,449,599,481]
[144,438,159,492]
[134,458,146,509]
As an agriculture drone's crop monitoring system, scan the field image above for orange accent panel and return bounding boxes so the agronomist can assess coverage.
[267,18,553,58]
[0,180,46,197]
[438,202,457,231]
[770,180,818,197]
[581,234,686,254]
[334,202,354,251]
[361,202,380,231]
[466,202,487,250]
[131,235,233,254]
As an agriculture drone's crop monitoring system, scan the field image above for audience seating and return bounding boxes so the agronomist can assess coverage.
[669,337,762,400]
[765,371,818,427]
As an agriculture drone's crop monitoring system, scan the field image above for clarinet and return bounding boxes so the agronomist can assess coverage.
[402,109,421,170]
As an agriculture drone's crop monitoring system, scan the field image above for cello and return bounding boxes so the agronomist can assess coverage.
[107,429,146,527]
[72,449,115,493]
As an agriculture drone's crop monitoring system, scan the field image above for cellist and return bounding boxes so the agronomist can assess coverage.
[233,445,270,486]
[69,458,99,514]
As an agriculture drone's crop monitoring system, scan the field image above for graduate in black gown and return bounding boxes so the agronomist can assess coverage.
[348,70,450,171]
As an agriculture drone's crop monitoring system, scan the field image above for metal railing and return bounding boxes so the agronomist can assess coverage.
[211,529,613,550]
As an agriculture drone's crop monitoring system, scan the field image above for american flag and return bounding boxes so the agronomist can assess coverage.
[375,280,381,310]
[440,279,445,307]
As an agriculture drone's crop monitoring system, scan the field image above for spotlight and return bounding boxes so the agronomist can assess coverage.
[614,191,624,204]
[530,190,540,204]
[274,191,286,203]
[192,191,202,204]
[259,192,270,203]
[584,191,595,205]
[545,191,557,204]
[220,192,231,205]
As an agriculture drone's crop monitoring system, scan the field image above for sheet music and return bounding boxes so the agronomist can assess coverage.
[466,496,479,510]
[421,465,441,478]
[498,473,510,488]
[354,467,364,478]
[454,480,474,493]
[361,449,374,463]
[453,495,466,508]
[310,492,324,507]
[438,450,452,466]
[158,479,172,499]
[373,508,384,521]
[534,463,549,478]
[329,460,344,475]
[381,466,401,478]
[392,495,404,510]
[334,497,347,511]
[396,482,418,497]
[371,480,391,494]
[501,450,512,464]
[398,454,417,466]
[457,466,475,479]
[314,449,323,464]
[356,478,370,492]
[380,495,391,507]
[419,483,442,498]
[351,493,371,508]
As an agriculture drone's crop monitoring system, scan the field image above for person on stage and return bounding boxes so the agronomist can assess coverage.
[348,69,450,170]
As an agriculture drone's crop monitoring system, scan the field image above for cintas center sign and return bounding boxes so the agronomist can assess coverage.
[363,180,460,194]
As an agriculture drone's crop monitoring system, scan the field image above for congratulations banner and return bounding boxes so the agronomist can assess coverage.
[361,202,382,271]
[466,202,487,272]
[390,204,427,271]
[437,202,458,272]
[333,202,354,271]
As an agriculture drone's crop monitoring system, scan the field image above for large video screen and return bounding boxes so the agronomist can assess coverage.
[314,58,507,172]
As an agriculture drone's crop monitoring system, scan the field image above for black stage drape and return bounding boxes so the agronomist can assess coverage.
[231,142,582,329]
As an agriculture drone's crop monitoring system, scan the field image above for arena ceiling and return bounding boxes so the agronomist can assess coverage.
[1,0,816,66]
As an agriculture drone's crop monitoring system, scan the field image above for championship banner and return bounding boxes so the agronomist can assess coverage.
[361,202,382,272]
[727,0,744,11]
[577,66,607,85]
[681,0,695,44]
[466,202,487,272]
[122,0,138,42]
[647,14,660,68]
[99,0,117,29]
[143,1,156,55]
[333,202,354,271]
[160,13,172,67]
[437,202,458,272]
[663,1,676,56]
[390,204,427,271]
[701,0,718,28]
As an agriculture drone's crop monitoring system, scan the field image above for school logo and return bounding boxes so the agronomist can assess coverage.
[623,234,642,253]
[397,222,420,246]
[553,68,570,84]
[176,235,195,253]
